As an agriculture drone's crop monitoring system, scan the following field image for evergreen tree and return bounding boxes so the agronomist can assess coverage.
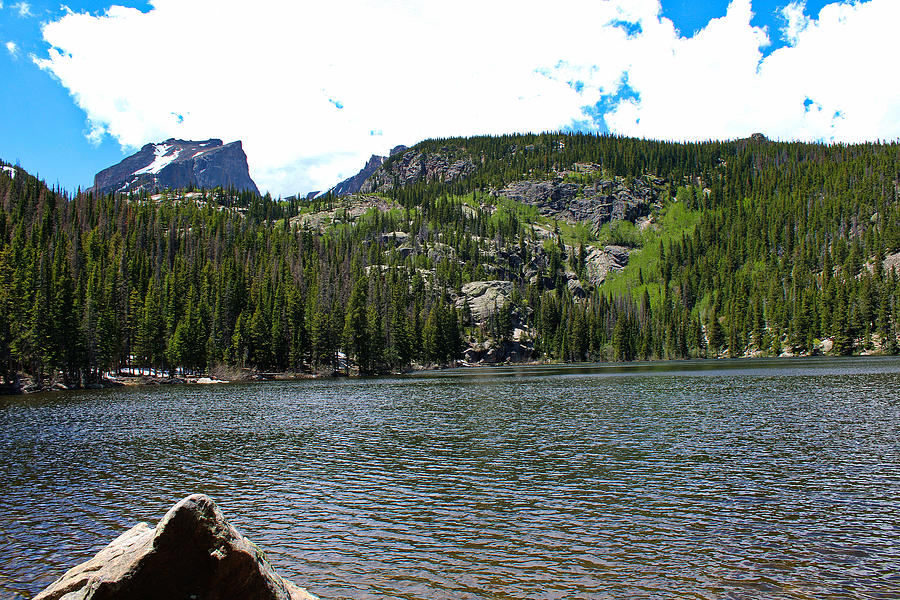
[342,277,369,371]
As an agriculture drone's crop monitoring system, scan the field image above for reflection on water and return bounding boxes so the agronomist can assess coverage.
[1,357,899,599]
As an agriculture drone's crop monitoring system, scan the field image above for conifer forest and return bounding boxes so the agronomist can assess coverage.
[1,133,898,387]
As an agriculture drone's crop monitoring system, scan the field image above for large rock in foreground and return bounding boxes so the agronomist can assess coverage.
[33,494,317,600]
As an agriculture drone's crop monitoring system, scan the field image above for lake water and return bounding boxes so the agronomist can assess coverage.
[2,357,899,599]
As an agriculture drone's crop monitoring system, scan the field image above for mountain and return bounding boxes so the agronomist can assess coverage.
[91,138,260,196]
[329,145,407,196]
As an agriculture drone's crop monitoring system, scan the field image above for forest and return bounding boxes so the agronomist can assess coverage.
[1,132,899,388]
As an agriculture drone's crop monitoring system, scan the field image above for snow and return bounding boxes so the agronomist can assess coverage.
[194,377,227,384]
[1,166,15,179]
[133,144,182,175]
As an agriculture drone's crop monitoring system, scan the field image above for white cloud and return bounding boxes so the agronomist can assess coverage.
[5,41,17,57]
[13,1,31,17]
[582,0,900,146]
[780,1,811,45]
[33,0,900,197]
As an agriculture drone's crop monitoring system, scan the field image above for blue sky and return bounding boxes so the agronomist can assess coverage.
[0,1,147,190]
[664,0,829,46]
[0,0,896,197]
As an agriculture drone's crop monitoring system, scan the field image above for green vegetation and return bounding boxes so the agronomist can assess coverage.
[1,132,899,388]
[600,196,701,299]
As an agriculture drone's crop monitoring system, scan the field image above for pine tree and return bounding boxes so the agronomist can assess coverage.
[422,306,439,365]
[342,277,369,371]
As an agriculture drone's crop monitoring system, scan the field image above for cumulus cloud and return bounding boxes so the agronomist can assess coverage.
[34,0,900,196]
[595,0,900,144]
[5,41,17,57]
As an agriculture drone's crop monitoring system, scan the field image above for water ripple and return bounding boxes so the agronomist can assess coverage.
[1,357,899,599]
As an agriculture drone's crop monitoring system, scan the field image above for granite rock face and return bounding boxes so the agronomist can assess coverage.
[883,251,900,274]
[92,139,260,196]
[360,147,474,194]
[456,280,514,325]
[497,175,658,234]
[32,493,316,600]
[584,245,630,285]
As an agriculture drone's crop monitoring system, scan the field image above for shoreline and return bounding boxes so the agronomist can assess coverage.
[3,348,897,396]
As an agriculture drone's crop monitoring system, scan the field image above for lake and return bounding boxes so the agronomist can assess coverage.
[2,357,899,599]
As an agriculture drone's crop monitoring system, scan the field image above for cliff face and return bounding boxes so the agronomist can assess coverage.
[359,148,476,194]
[498,175,659,234]
[91,139,260,196]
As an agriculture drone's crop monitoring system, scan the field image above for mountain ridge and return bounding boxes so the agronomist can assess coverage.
[329,144,407,197]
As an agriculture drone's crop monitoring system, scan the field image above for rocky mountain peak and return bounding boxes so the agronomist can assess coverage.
[329,145,408,197]
[91,138,259,196]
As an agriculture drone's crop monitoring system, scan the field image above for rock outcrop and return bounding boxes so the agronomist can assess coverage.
[331,154,387,197]
[883,251,900,274]
[584,245,630,285]
[497,175,658,234]
[360,147,475,194]
[464,339,534,364]
[457,280,513,325]
[33,494,317,600]
[92,139,260,196]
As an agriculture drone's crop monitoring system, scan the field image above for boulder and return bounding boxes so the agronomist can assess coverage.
[377,231,409,244]
[33,494,317,600]
[463,347,484,363]
[566,277,586,298]
[456,280,513,324]
[584,245,629,285]
[482,346,506,364]
[464,339,534,365]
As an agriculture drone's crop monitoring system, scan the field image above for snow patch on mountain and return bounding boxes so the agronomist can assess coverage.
[92,138,259,196]
[1,166,15,179]
[134,144,181,175]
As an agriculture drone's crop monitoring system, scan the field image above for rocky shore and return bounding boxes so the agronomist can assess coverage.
[1,370,316,395]
[32,494,317,600]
